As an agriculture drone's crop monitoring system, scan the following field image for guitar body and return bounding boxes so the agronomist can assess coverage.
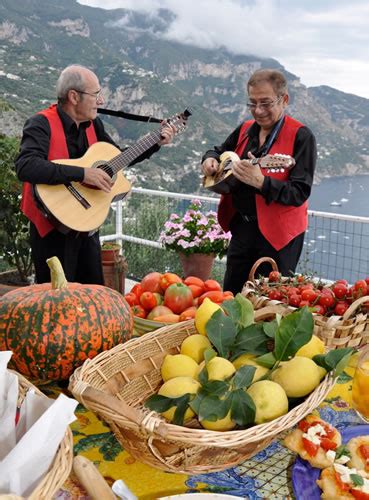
[203,151,295,195]
[35,142,132,233]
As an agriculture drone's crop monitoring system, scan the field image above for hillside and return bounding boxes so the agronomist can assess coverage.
[1,0,369,192]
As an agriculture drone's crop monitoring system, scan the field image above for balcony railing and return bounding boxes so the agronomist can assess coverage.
[100,188,369,284]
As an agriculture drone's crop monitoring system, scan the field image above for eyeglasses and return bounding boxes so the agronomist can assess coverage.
[75,89,102,100]
[246,95,284,111]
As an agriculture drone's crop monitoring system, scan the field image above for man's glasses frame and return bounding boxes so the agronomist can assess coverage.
[246,95,284,111]
[75,89,102,100]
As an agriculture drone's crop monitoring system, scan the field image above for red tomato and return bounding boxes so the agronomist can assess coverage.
[124,292,139,306]
[336,279,349,286]
[179,306,197,321]
[299,300,310,308]
[289,294,302,307]
[359,444,369,459]
[268,289,283,301]
[332,282,348,299]
[287,287,300,296]
[351,490,369,500]
[312,304,326,315]
[198,290,224,305]
[301,288,319,303]
[334,301,349,316]
[203,279,222,292]
[130,283,143,299]
[319,437,337,451]
[297,419,310,433]
[319,292,335,308]
[159,272,182,291]
[268,270,281,282]
[140,272,163,294]
[334,472,351,492]
[131,305,147,318]
[354,279,368,295]
[140,291,158,311]
[183,276,205,289]
[299,283,315,292]
[302,437,319,457]
[164,283,194,314]
[188,284,203,298]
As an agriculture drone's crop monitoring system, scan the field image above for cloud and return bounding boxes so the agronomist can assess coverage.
[78,0,369,98]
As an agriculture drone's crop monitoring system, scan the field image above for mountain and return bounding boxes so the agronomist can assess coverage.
[1,0,369,193]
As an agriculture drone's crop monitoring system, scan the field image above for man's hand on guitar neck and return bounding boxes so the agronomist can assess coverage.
[83,167,114,193]
[232,152,265,190]
[158,121,177,145]
[201,157,219,176]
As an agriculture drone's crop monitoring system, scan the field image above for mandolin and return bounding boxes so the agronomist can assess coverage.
[34,109,191,234]
[203,151,295,194]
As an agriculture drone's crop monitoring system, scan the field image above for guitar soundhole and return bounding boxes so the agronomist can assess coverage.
[97,163,114,178]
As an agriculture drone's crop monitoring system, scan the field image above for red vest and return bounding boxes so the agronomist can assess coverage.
[217,115,308,251]
[21,104,98,237]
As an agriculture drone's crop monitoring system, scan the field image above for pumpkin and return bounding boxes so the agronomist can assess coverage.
[0,256,133,381]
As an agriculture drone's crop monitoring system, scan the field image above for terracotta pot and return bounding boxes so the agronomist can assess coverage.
[101,246,121,263]
[178,252,215,281]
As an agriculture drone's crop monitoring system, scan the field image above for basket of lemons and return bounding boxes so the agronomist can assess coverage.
[69,295,352,474]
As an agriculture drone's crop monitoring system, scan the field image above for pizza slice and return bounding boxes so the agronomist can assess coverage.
[347,436,369,473]
[317,464,369,499]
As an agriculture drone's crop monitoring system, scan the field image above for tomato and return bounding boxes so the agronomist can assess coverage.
[124,292,139,306]
[312,304,326,315]
[334,472,351,492]
[351,490,369,500]
[354,279,368,295]
[332,282,348,299]
[319,437,337,451]
[301,288,319,303]
[302,437,319,457]
[131,305,147,318]
[164,283,194,314]
[130,283,143,299]
[140,272,163,293]
[268,289,282,301]
[147,305,173,320]
[297,274,305,283]
[188,284,204,298]
[298,419,310,432]
[359,444,369,459]
[289,294,302,307]
[203,279,222,292]
[299,300,310,308]
[336,279,349,286]
[140,291,158,311]
[334,301,349,316]
[319,292,335,308]
[159,272,182,291]
[223,291,234,301]
[299,283,315,292]
[198,290,224,305]
[184,276,205,289]
[179,306,197,321]
[287,287,300,296]
[268,271,281,282]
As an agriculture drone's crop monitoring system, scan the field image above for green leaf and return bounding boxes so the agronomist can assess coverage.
[173,394,191,425]
[206,309,238,358]
[204,347,217,364]
[189,392,206,415]
[255,352,276,368]
[335,445,351,460]
[230,389,255,426]
[350,473,364,487]
[263,319,279,338]
[274,307,314,361]
[313,348,354,376]
[232,323,270,358]
[337,370,353,384]
[200,380,230,396]
[233,365,257,390]
[235,293,255,328]
[198,395,230,422]
[144,394,178,413]
[197,366,208,385]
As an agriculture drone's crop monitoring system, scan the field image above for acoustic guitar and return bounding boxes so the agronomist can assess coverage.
[203,151,296,194]
[35,109,191,234]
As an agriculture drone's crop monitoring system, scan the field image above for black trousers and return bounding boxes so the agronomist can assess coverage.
[30,223,104,284]
[223,213,305,294]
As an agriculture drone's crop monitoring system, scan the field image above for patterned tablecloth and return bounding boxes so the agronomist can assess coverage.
[48,361,361,500]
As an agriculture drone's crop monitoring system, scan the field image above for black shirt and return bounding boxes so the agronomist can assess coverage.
[202,117,317,216]
[15,104,160,184]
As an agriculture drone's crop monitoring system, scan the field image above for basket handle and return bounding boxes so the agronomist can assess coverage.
[248,257,279,282]
[342,295,369,321]
[254,305,290,321]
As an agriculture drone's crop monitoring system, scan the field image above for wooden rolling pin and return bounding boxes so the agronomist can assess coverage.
[73,455,117,500]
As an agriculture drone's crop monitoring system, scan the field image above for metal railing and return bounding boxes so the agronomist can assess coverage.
[100,188,369,283]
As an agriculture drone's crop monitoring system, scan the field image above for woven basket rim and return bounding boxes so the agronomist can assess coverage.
[0,370,73,500]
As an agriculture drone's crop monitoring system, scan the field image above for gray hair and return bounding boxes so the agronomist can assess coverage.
[56,65,88,103]
[247,69,288,96]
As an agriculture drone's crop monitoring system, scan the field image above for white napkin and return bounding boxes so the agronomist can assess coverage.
[0,351,18,460]
[0,351,78,497]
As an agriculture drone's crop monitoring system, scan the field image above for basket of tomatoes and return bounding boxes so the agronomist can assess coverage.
[124,272,233,336]
[242,257,369,350]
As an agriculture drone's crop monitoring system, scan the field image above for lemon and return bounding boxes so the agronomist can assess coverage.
[158,376,201,422]
[295,335,325,359]
[246,380,289,424]
[161,354,199,382]
[207,356,236,381]
[200,411,236,431]
[180,334,212,363]
[271,356,321,397]
[194,298,222,336]
[232,354,269,381]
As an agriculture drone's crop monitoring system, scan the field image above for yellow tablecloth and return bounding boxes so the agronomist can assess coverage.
[50,363,362,500]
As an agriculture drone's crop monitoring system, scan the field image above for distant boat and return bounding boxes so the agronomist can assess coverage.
[330,200,342,206]
[348,182,352,194]
[340,198,349,203]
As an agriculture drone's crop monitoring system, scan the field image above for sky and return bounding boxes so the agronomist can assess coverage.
[79,0,369,99]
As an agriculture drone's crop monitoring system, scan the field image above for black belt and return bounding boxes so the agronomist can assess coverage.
[240,214,258,223]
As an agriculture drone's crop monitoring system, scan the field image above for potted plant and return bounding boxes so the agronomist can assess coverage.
[159,199,231,280]
[101,242,122,263]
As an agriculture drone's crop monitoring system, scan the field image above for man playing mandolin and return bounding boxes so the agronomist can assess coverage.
[15,64,176,285]
[201,68,317,294]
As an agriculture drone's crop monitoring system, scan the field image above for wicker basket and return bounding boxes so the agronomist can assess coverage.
[69,315,336,475]
[0,371,73,500]
[133,316,170,336]
[242,257,369,350]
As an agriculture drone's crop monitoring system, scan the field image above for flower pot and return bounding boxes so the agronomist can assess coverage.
[101,245,121,263]
[178,252,215,281]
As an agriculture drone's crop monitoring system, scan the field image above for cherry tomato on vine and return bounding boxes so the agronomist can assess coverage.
[268,289,282,301]
[301,288,319,303]
[288,294,302,307]
[319,293,335,308]
[140,291,158,311]
[268,271,281,282]
[354,279,368,295]
[131,304,147,318]
[332,282,348,299]
[334,301,349,316]
[124,292,139,306]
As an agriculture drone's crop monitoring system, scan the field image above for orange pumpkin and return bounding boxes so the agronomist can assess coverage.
[0,257,133,381]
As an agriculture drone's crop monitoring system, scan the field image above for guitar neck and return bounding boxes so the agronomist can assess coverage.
[107,129,162,174]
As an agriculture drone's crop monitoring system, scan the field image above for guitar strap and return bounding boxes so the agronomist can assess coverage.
[97,108,162,123]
